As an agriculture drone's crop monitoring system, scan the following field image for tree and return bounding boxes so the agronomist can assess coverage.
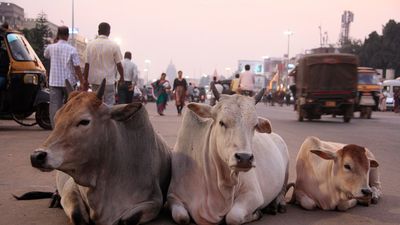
[381,20,400,77]
[358,31,383,69]
[21,12,51,64]
[354,20,400,78]
[339,38,363,55]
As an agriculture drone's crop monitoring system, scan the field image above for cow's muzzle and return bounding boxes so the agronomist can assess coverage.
[347,188,373,202]
[232,153,254,171]
[31,151,50,171]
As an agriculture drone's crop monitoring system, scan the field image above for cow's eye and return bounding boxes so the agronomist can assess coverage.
[219,121,226,128]
[77,119,90,127]
[344,164,352,171]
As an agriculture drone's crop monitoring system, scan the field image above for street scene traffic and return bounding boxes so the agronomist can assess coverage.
[1,1,400,225]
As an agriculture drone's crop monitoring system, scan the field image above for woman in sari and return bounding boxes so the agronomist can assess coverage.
[152,73,170,116]
[173,70,188,115]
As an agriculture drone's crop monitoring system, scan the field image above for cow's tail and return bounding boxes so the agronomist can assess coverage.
[285,182,296,204]
[13,190,62,208]
[13,191,54,200]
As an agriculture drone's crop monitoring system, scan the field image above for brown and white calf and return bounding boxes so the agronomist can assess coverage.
[291,136,381,211]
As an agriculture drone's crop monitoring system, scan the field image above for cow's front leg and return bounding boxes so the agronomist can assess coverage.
[168,196,190,225]
[116,199,163,225]
[60,181,90,225]
[337,199,357,211]
[225,192,263,225]
[295,190,316,210]
[369,167,382,204]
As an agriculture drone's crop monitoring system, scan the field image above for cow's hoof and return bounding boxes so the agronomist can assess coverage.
[254,209,263,220]
[371,197,379,204]
[171,205,190,225]
[278,204,287,213]
[263,206,277,215]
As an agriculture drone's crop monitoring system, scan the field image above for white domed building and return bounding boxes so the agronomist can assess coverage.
[166,61,177,83]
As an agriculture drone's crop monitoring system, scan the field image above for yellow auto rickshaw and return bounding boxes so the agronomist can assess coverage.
[354,67,381,119]
[0,25,51,129]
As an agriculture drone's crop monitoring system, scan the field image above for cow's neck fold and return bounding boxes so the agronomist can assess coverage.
[202,127,238,215]
[86,111,158,222]
[315,159,342,208]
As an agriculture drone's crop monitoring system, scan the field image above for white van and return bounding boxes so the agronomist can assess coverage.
[382,79,400,110]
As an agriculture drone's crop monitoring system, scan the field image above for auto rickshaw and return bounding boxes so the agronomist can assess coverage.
[354,67,380,118]
[295,53,358,123]
[0,26,51,129]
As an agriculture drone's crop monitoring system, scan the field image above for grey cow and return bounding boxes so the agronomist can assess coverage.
[30,80,171,225]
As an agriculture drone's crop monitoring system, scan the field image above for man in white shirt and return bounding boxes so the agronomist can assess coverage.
[239,64,255,96]
[44,26,83,128]
[117,51,138,103]
[83,22,124,105]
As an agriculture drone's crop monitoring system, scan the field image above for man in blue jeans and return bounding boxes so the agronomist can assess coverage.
[44,26,84,128]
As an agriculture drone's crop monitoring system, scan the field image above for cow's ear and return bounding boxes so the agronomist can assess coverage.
[256,117,272,133]
[187,103,212,118]
[110,103,142,121]
[370,159,379,168]
[310,150,337,160]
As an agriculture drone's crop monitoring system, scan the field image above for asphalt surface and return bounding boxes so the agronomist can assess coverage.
[1,102,399,225]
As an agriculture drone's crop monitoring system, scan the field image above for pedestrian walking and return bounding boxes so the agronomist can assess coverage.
[152,73,171,116]
[83,22,124,106]
[238,64,255,96]
[379,92,387,112]
[44,26,84,128]
[230,73,240,94]
[173,70,188,115]
[209,76,223,106]
[117,51,138,104]
[187,82,194,102]
[394,87,400,113]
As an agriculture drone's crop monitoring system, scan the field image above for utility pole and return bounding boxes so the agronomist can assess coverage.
[71,0,75,46]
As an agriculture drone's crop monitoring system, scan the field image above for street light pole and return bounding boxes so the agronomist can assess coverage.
[144,59,151,84]
[284,30,293,59]
[71,0,75,46]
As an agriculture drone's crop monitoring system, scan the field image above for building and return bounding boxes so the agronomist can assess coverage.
[0,2,24,29]
[166,61,177,83]
[68,33,87,68]
[263,57,286,78]
[238,60,263,75]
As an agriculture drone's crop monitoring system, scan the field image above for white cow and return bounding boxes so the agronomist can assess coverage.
[291,136,382,211]
[167,87,289,225]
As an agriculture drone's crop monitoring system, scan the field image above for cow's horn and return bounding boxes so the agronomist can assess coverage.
[254,88,266,105]
[96,79,106,100]
[210,81,220,101]
[65,79,74,95]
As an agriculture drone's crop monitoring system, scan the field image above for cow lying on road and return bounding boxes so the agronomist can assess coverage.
[290,136,382,211]
[167,85,289,225]
[29,80,171,225]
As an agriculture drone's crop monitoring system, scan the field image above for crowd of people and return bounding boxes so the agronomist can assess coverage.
[44,19,262,121]
[44,27,264,122]
[44,22,400,126]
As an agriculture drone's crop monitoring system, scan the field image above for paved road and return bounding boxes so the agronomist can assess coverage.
[1,102,399,225]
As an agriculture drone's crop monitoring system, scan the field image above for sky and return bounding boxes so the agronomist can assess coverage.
[9,0,400,80]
